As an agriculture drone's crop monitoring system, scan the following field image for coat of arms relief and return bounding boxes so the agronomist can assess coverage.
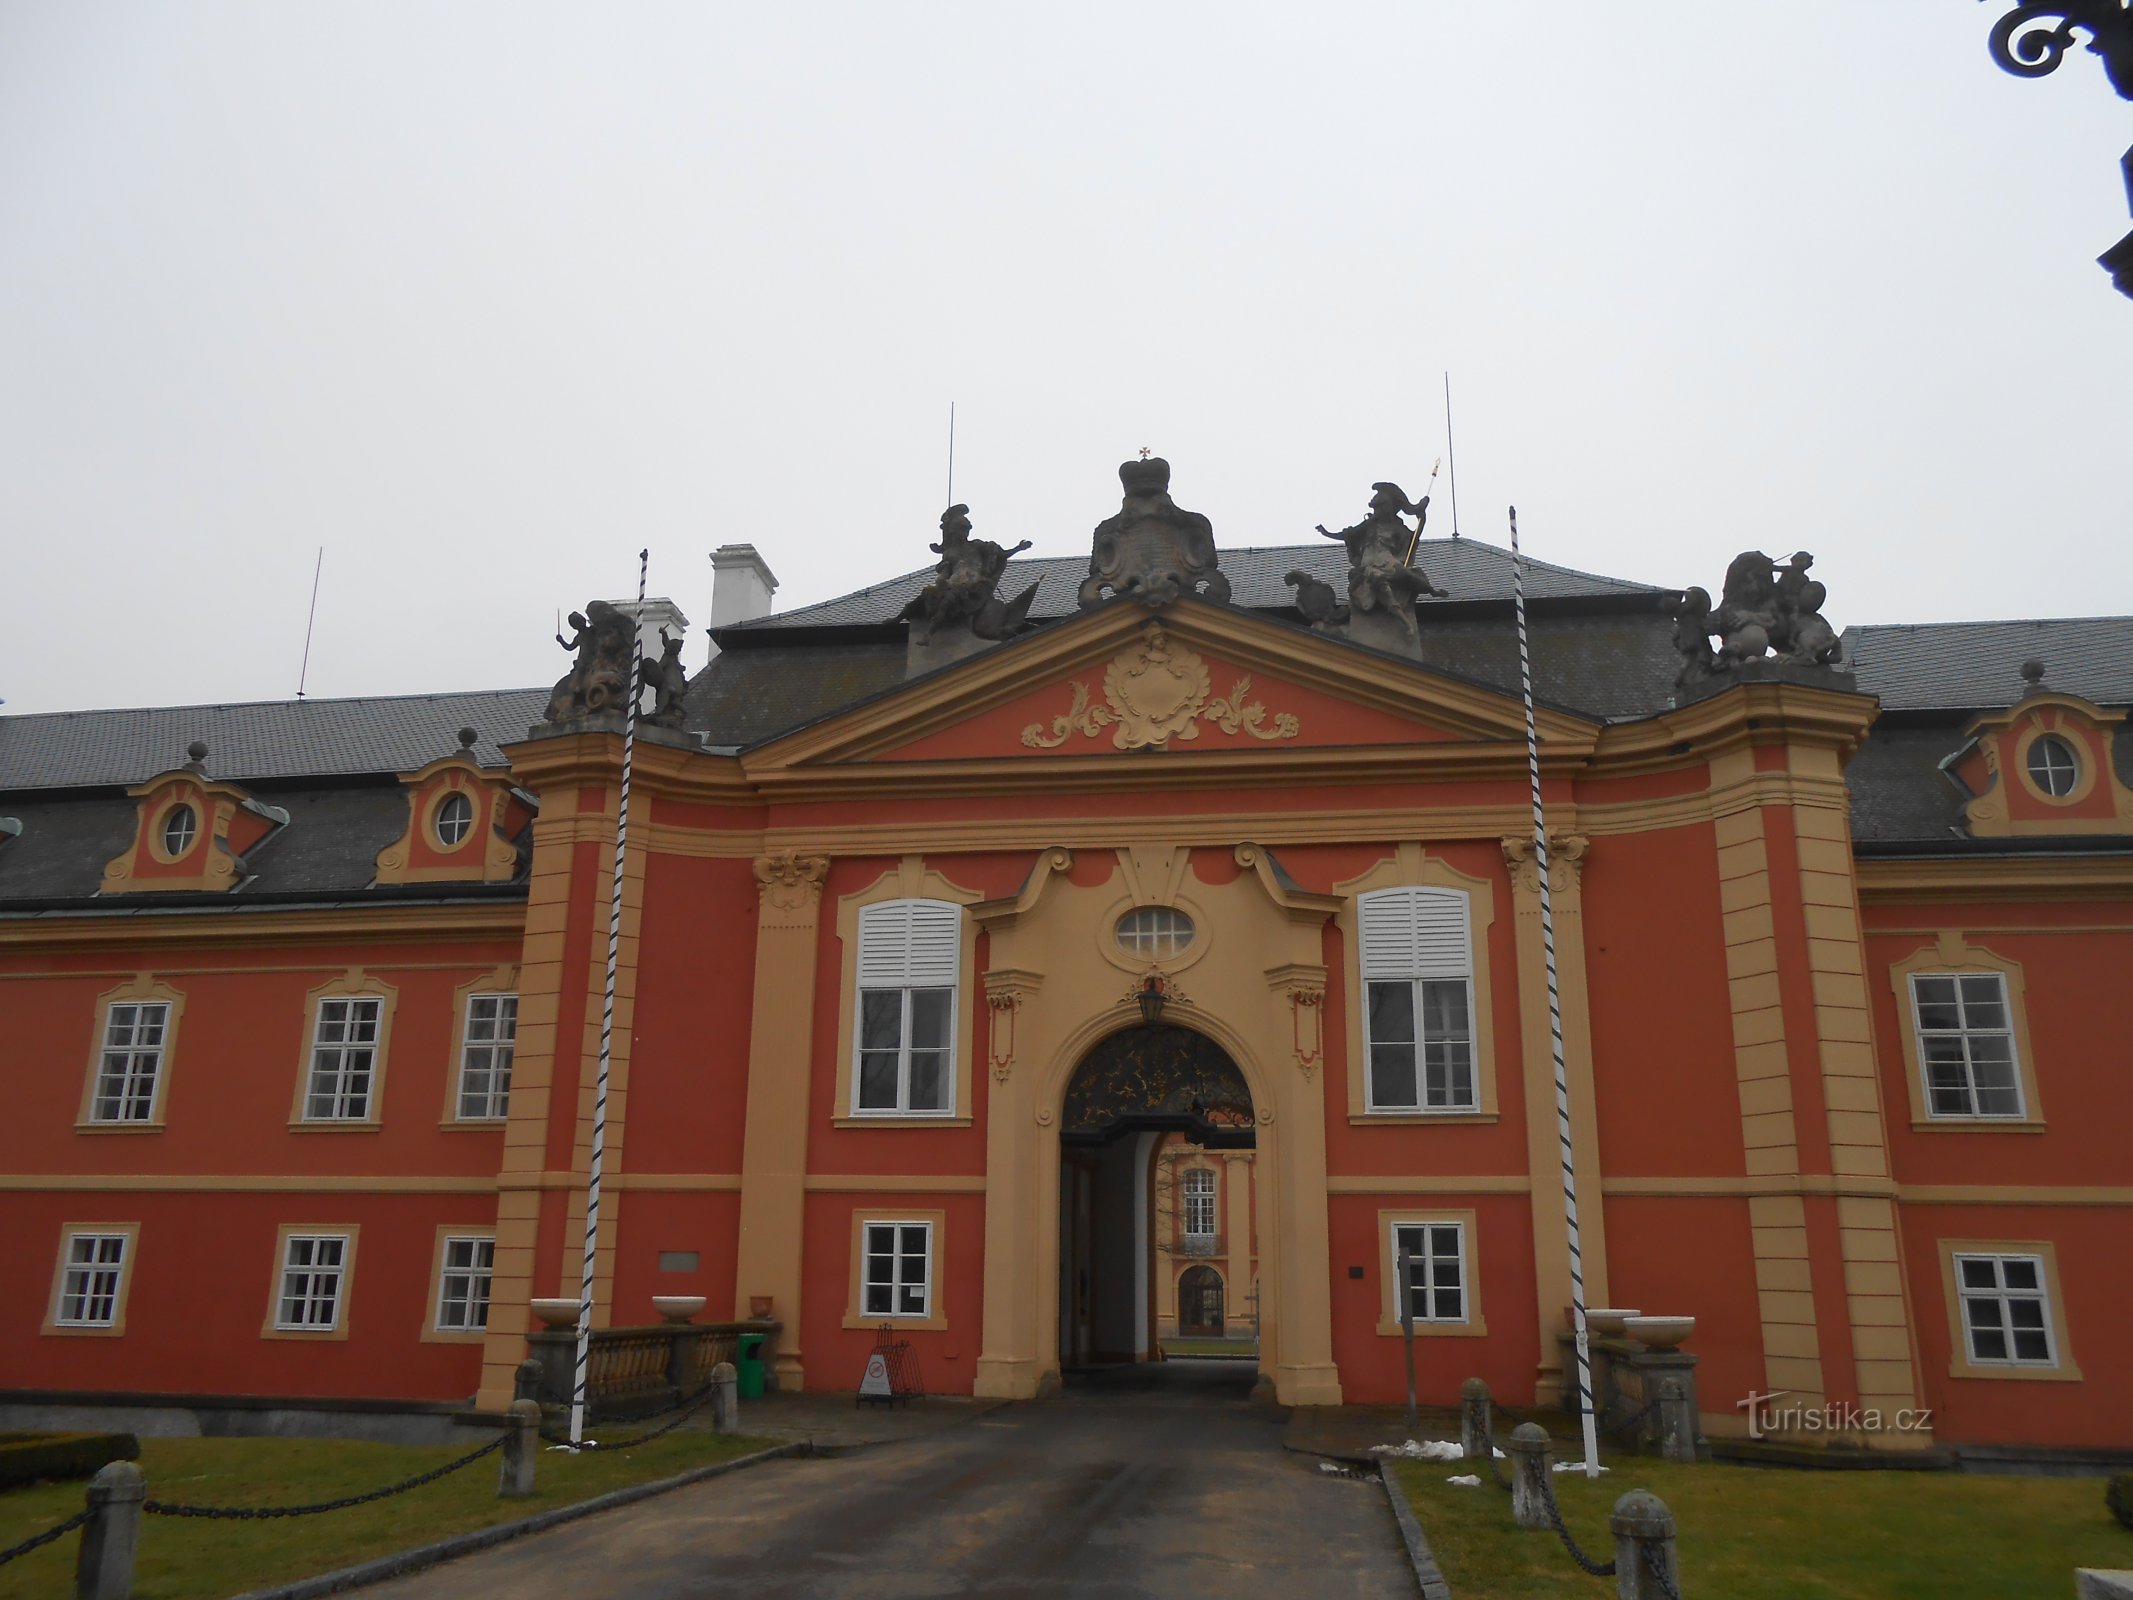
[1020,626,1302,751]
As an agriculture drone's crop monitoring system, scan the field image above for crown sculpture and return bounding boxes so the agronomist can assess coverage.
[1672,550,1848,700]
[1078,457,1230,609]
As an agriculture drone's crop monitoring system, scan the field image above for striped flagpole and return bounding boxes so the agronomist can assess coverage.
[570,548,649,1445]
[1507,506,1602,1479]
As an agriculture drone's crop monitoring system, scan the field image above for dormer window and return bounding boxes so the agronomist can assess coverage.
[2024,735,2079,799]
[159,805,197,858]
[434,792,475,848]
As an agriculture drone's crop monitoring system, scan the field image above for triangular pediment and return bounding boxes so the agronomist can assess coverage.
[742,600,1596,776]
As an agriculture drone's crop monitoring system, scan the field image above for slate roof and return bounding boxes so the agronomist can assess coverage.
[727,537,1663,633]
[0,689,549,794]
[0,783,449,903]
[1840,618,2133,712]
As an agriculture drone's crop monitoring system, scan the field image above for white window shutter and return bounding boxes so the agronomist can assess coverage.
[857,899,960,988]
[1359,887,1470,979]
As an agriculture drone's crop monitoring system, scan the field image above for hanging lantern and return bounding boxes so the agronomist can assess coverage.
[1137,973,1168,1025]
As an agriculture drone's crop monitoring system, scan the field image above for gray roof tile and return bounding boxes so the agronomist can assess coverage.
[729,537,1662,633]
[1841,618,2133,712]
[0,689,550,794]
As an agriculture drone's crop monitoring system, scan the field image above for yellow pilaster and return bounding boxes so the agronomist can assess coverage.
[734,850,830,1390]
[1502,834,1608,1404]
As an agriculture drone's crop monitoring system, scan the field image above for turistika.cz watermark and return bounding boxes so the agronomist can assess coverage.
[1737,1390,1933,1440]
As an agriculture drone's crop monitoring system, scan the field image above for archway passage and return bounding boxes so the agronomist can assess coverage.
[1177,1265,1225,1336]
[1057,1025,1257,1394]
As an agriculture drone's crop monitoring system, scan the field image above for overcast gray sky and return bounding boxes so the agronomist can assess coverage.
[2,1,2127,719]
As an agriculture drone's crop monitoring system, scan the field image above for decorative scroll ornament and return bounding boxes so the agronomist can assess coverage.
[1984,3,2133,95]
[1021,626,1302,751]
[753,850,830,913]
[983,970,1041,1084]
[1289,989,1325,1076]
[1500,833,1589,896]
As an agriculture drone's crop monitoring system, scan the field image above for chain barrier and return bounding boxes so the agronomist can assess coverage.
[143,1434,504,1520]
[1647,1545,1684,1600]
[539,1375,723,1453]
[1533,1458,1618,1578]
[0,1507,93,1567]
[1598,1398,1657,1439]
[1478,1413,1513,1492]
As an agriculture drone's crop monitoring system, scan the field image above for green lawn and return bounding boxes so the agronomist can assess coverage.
[1394,1455,2132,1600]
[0,1428,774,1600]
[1159,1338,1258,1358]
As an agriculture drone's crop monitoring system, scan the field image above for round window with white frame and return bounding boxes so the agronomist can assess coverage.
[160,804,198,857]
[1116,906,1195,960]
[2025,734,2080,799]
[434,791,476,848]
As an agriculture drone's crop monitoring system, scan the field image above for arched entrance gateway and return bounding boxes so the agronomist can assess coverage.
[1055,1025,1253,1371]
[969,845,1345,1407]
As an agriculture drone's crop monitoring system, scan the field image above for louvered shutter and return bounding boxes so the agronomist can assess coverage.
[1358,887,1471,979]
[857,900,961,988]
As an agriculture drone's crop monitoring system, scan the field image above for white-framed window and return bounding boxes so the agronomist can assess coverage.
[1359,887,1476,1112]
[304,997,383,1120]
[91,1001,169,1123]
[434,1236,494,1331]
[1116,905,1195,959]
[1389,1220,1468,1324]
[860,1220,932,1318]
[1953,1252,2057,1367]
[853,899,959,1115]
[160,804,197,856]
[276,1233,350,1330]
[434,791,475,846]
[2025,735,2080,798]
[55,1233,130,1328]
[1181,1168,1217,1239]
[1910,973,2022,1118]
[457,993,517,1120]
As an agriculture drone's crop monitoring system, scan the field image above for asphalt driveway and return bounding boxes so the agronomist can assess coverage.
[362,1360,1413,1599]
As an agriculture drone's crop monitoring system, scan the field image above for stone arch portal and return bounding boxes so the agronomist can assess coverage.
[1059,1023,1256,1149]
[1056,1024,1253,1374]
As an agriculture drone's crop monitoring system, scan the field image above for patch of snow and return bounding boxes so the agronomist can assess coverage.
[1445,1473,1482,1487]
[1551,1460,1609,1474]
[1367,1438,1465,1461]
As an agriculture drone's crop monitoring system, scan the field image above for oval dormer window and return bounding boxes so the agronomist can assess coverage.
[2026,735,2080,799]
[161,804,198,857]
[435,792,475,847]
[1116,905,1195,960]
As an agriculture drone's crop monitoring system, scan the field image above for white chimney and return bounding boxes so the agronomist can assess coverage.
[706,544,779,663]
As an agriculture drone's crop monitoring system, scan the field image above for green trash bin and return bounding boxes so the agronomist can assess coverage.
[736,1333,767,1399]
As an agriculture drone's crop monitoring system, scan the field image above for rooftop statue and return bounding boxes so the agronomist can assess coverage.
[1078,456,1231,609]
[1301,481,1447,656]
[642,629,690,728]
[1674,550,1845,695]
[901,503,1039,646]
[543,601,639,724]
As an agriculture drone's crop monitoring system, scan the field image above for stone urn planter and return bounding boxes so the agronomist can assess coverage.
[1582,1307,1641,1338]
[652,1295,707,1324]
[1625,1315,1695,1350]
[530,1297,580,1329]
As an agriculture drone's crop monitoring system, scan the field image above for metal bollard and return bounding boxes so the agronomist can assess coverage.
[498,1398,542,1498]
[75,1460,143,1600]
[709,1361,739,1435]
[1505,1421,1553,1530]
[1611,1489,1680,1599]
[1459,1377,1492,1463]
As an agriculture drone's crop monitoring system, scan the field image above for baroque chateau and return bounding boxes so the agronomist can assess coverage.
[3,456,2129,1461]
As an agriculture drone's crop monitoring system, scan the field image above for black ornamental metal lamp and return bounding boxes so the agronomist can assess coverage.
[1136,974,1169,1026]
[1980,2,2133,298]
